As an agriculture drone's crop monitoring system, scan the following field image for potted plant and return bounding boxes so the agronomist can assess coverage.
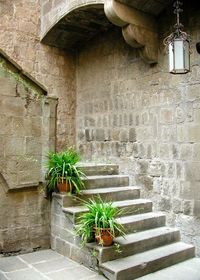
[45,147,86,194]
[76,196,126,247]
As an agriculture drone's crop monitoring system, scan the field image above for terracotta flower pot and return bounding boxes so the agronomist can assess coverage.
[95,228,113,246]
[57,178,74,193]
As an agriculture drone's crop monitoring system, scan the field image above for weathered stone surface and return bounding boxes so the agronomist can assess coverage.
[75,8,200,256]
[0,52,57,191]
[136,175,153,191]
[149,161,165,177]
[1,0,200,261]
[187,125,200,142]
[180,181,200,201]
[172,198,182,214]
[54,238,71,257]
[48,265,96,280]
[0,256,27,272]
[0,193,50,253]
[96,129,105,141]
[0,2,76,150]
[158,197,172,212]
[0,50,56,254]
[180,144,193,160]
[105,0,159,63]
[0,250,106,280]
[129,128,136,142]
[160,108,174,124]
[183,200,193,216]
[193,143,200,160]
[0,77,17,97]
[41,2,111,51]
[0,272,7,280]
[137,258,200,280]
[100,242,195,279]
[33,256,76,273]
[40,0,172,64]
[185,162,200,182]
[193,200,200,217]
[70,245,98,268]
[6,269,47,280]
[116,0,172,16]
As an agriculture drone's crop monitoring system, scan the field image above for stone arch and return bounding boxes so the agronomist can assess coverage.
[41,1,113,51]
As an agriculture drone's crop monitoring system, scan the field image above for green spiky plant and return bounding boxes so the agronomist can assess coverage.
[45,147,86,194]
[76,196,126,246]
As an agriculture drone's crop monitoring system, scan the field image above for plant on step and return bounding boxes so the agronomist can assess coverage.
[44,147,86,194]
[76,196,126,247]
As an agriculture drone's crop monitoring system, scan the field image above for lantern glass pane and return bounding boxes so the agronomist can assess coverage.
[169,38,190,74]
[184,40,190,71]
[169,43,174,73]
[174,39,184,72]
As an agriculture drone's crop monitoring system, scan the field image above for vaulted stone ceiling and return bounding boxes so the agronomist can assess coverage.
[42,4,111,51]
[41,0,174,53]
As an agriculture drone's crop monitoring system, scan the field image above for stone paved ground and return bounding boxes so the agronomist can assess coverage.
[0,250,106,280]
[0,250,200,280]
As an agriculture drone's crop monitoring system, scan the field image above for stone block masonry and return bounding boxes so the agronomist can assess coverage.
[0,51,57,191]
[76,8,200,256]
[50,194,97,269]
[0,0,76,150]
[0,50,57,254]
[0,1,77,255]
[1,0,200,261]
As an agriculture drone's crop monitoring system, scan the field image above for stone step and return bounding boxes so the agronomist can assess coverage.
[63,199,153,223]
[80,186,140,202]
[100,242,195,280]
[78,164,119,176]
[83,175,129,189]
[116,212,166,234]
[136,257,200,280]
[87,227,180,263]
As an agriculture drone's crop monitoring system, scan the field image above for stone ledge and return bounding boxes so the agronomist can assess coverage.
[0,172,44,193]
[0,48,47,94]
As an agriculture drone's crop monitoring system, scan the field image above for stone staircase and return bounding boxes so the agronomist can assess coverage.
[51,164,197,280]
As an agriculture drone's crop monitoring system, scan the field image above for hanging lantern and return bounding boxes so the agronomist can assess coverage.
[164,0,191,74]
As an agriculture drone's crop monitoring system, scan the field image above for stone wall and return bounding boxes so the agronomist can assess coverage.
[76,9,200,255]
[0,50,57,254]
[0,0,76,150]
[0,0,77,254]
[0,187,50,254]
[51,194,96,268]
[2,0,200,258]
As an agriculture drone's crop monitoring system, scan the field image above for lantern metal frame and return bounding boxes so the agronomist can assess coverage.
[164,0,191,74]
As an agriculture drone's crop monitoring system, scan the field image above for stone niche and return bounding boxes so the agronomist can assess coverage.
[0,49,57,254]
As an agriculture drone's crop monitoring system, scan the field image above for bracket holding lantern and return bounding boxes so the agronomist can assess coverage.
[164,0,191,74]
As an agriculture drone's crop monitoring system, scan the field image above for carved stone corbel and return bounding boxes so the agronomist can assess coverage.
[104,0,158,64]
